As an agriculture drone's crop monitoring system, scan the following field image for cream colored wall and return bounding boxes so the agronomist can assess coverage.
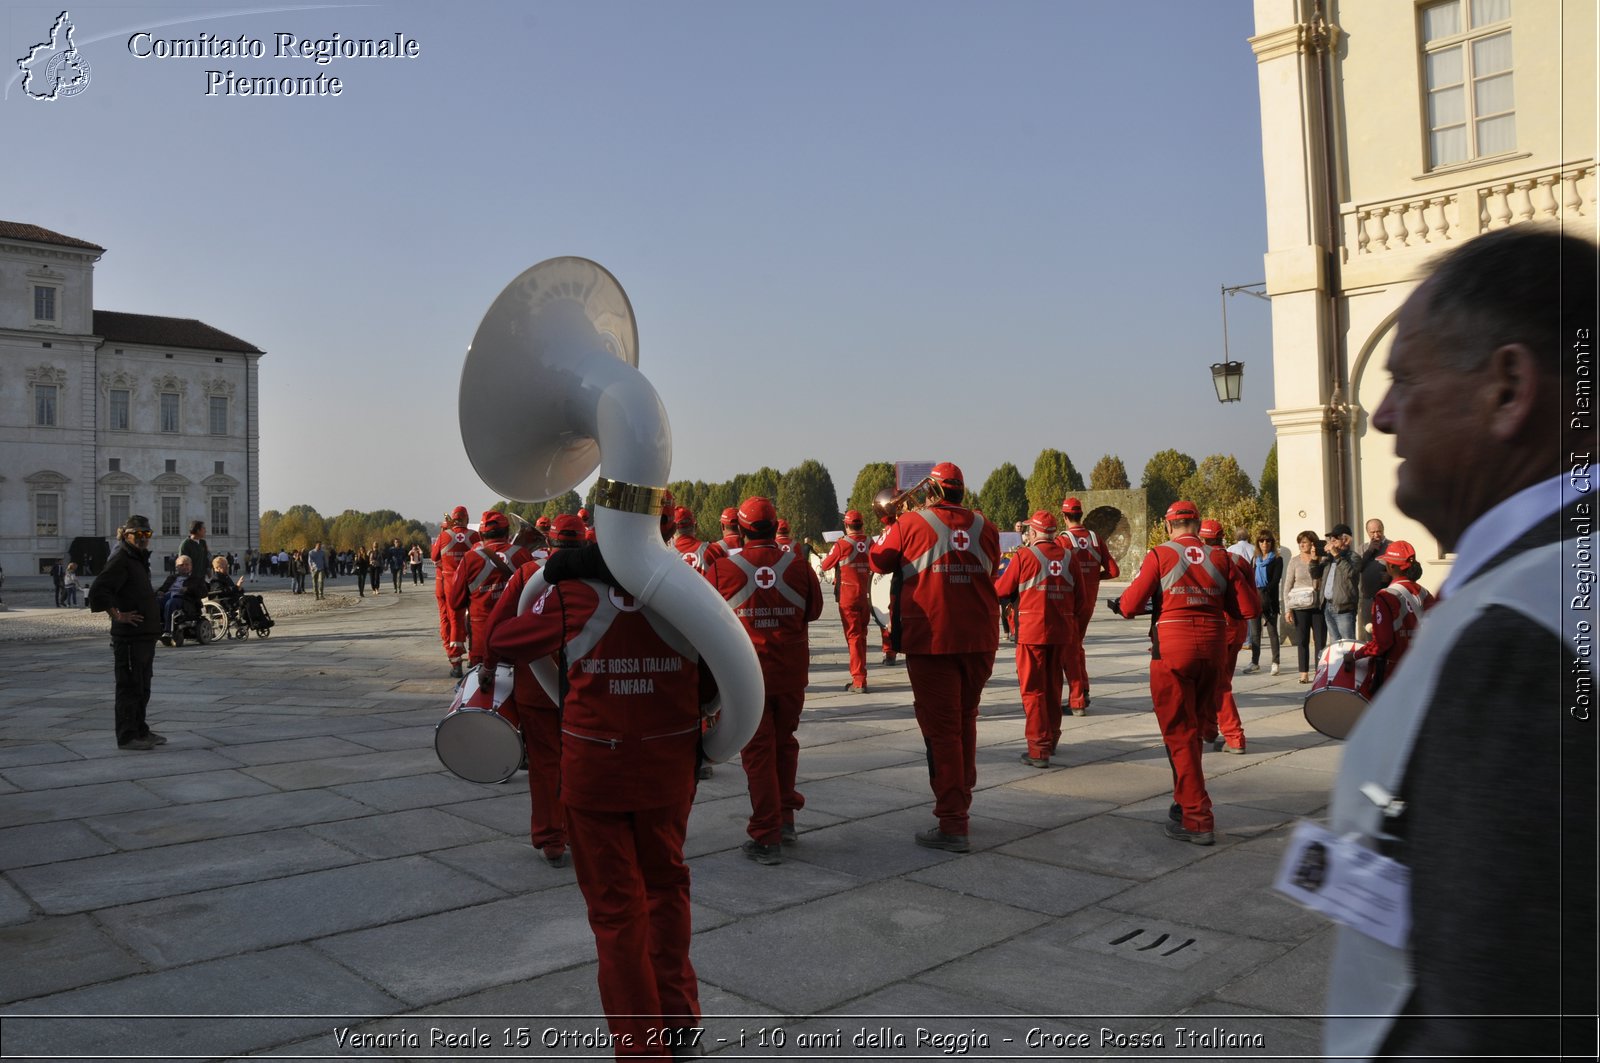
[1254,0,1596,591]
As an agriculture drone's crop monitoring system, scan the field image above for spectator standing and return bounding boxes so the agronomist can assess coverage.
[87,516,166,750]
[1320,524,1359,642]
[387,538,406,593]
[1242,529,1284,675]
[63,563,80,607]
[409,543,425,584]
[50,559,66,607]
[1354,518,1392,637]
[307,542,329,600]
[180,521,210,579]
[1283,531,1326,683]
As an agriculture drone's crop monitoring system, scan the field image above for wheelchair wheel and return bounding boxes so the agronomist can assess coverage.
[256,626,271,638]
[197,618,217,644]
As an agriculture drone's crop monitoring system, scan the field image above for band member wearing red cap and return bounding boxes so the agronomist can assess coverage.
[774,519,792,550]
[819,510,874,692]
[868,462,1000,852]
[705,497,823,864]
[1200,518,1259,754]
[431,506,481,678]
[1060,496,1118,713]
[993,511,1087,768]
[449,511,532,670]
[478,513,590,868]
[718,507,740,553]
[578,507,597,544]
[1112,500,1256,845]
[1346,540,1433,677]
[487,519,712,1056]
[672,507,725,572]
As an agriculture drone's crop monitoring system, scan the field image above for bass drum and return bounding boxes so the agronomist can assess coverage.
[1303,639,1383,739]
[435,664,522,783]
[869,572,893,631]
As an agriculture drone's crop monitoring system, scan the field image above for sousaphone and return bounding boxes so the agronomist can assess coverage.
[458,257,762,761]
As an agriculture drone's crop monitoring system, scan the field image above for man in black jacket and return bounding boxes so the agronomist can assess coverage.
[87,516,167,751]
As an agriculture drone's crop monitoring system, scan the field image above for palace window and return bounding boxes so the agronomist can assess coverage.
[35,493,59,536]
[209,395,228,435]
[109,388,131,431]
[159,392,180,433]
[210,496,231,537]
[1422,0,1515,168]
[33,384,58,427]
[161,496,182,537]
[109,494,131,536]
[33,285,57,323]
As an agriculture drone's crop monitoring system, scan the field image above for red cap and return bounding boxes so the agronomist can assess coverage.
[450,505,469,522]
[776,519,790,534]
[1198,519,1222,541]
[534,516,552,531]
[551,514,586,545]
[1378,540,1417,567]
[673,506,696,529]
[1165,500,1199,521]
[577,507,591,522]
[480,511,509,537]
[720,507,737,526]
[844,509,863,526]
[737,496,776,531]
[930,461,964,489]
[1061,496,1083,516]
[1028,510,1057,534]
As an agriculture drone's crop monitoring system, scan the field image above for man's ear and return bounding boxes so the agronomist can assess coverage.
[1481,342,1542,443]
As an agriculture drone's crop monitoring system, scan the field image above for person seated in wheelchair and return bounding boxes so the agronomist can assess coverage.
[157,556,206,646]
[207,556,243,604]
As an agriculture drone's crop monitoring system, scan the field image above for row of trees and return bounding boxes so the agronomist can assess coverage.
[258,506,434,553]
[258,444,1281,555]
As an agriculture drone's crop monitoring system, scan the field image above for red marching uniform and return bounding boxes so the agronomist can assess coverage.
[431,509,481,675]
[704,499,823,854]
[448,515,532,669]
[868,464,999,843]
[670,507,725,572]
[479,555,566,864]
[992,514,1088,764]
[1206,539,1259,753]
[1350,576,1432,673]
[1060,498,1119,710]
[1117,505,1256,838]
[487,568,710,1057]
[820,513,873,691]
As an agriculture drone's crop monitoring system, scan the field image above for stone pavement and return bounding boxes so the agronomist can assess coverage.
[0,576,1340,1061]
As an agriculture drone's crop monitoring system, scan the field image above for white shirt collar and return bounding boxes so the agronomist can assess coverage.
[1438,473,1566,598]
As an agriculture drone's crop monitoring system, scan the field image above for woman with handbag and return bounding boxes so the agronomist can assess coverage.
[1243,529,1284,675]
[1283,530,1326,683]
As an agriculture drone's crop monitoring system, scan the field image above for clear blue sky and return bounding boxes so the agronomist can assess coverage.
[4,0,1275,519]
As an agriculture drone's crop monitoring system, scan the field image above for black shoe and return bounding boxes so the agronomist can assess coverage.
[145,731,168,745]
[542,848,570,868]
[741,840,783,865]
[881,654,897,666]
[449,664,464,679]
[697,764,714,780]
[914,827,970,853]
[780,824,797,845]
[1163,820,1215,846]
[1018,752,1050,769]
[1207,734,1223,752]
[1168,801,1184,824]
[118,736,157,751]
[160,634,173,647]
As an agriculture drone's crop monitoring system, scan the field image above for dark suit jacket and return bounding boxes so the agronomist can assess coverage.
[1380,498,1596,1057]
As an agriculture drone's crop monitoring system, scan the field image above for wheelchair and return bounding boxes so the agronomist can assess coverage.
[209,591,274,639]
[165,595,222,646]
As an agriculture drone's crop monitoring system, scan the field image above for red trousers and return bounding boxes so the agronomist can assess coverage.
[465,604,493,668]
[839,600,870,687]
[1204,635,1247,748]
[906,651,995,836]
[1066,599,1095,708]
[1016,642,1065,758]
[566,800,699,1059]
[1149,619,1225,832]
[739,689,805,845]
[515,702,565,854]
[435,582,467,664]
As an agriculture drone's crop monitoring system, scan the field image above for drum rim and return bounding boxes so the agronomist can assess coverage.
[435,706,523,784]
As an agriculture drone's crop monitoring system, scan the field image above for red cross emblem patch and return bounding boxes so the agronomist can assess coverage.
[453,531,467,546]
[754,566,777,589]
[951,529,971,551]
[1184,545,1205,565]
[607,587,642,612]
[1048,559,1063,577]
[853,539,867,554]
[681,552,698,565]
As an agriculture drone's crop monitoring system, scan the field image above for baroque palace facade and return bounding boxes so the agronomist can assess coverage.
[0,221,264,576]
[1251,0,1595,581]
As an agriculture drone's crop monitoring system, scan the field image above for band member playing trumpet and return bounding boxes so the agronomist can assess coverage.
[993,511,1086,768]
[704,497,823,864]
[431,506,480,678]
[487,524,712,1056]
[868,462,999,852]
[819,510,874,692]
[479,514,587,868]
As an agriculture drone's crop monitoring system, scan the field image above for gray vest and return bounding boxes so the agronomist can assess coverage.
[1323,542,1564,1058]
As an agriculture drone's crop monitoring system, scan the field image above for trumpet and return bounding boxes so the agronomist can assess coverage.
[872,475,935,524]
